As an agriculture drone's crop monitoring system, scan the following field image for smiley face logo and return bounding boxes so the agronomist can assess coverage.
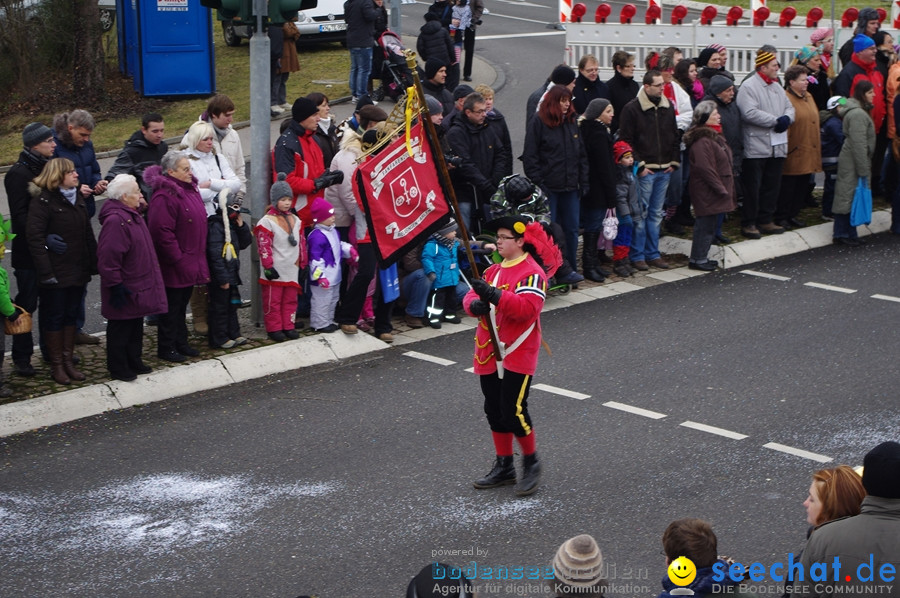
[668,556,697,587]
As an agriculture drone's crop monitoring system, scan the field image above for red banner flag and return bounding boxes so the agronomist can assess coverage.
[353,121,452,266]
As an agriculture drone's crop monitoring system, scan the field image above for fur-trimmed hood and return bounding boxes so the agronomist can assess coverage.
[683,124,722,147]
[142,164,198,194]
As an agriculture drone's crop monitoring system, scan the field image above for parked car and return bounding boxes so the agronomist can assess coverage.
[221,0,347,48]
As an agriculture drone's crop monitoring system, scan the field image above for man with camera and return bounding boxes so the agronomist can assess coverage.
[446,92,513,232]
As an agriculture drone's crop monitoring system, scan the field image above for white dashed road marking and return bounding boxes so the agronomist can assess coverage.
[531,384,590,400]
[602,401,667,420]
[804,282,857,294]
[402,351,456,366]
[680,421,748,440]
[763,442,833,463]
[741,270,791,281]
[872,294,900,303]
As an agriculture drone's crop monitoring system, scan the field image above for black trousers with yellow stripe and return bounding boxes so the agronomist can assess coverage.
[479,370,534,437]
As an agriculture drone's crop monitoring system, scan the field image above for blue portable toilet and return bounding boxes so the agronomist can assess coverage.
[130,0,216,96]
[115,0,140,79]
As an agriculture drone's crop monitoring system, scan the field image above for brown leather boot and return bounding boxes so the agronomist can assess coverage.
[44,330,70,385]
[61,326,86,382]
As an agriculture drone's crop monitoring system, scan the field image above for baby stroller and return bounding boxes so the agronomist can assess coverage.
[376,30,415,101]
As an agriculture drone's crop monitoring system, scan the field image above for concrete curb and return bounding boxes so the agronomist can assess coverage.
[0,332,390,437]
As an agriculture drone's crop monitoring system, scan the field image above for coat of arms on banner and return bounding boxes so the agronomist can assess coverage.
[353,121,451,266]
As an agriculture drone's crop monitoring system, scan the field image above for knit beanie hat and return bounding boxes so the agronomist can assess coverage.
[857,7,880,32]
[583,98,611,121]
[453,84,475,101]
[810,27,833,44]
[613,140,633,162]
[22,122,53,148]
[552,534,605,589]
[697,47,717,68]
[270,172,293,205]
[708,75,734,96]
[862,441,900,499]
[551,64,577,85]
[355,94,374,113]
[437,217,458,236]
[425,58,447,80]
[425,94,444,115]
[310,196,335,222]
[292,97,318,122]
[795,45,818,64]
[708,42,727,53]
[854,33,875,54]
[755,50,777,68]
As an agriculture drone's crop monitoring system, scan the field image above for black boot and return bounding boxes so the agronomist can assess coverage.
[581,232,605,282]
[515,453,542,497]
[473,456,516,489]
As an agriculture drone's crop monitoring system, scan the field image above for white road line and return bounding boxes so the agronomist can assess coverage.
[402,351,457,366]
[872,294,900,303]
[804,282,857,294]
[680,421,748,440]
[491,0,549,8]
[531,383,590,400]
[763,442,833,463]
[741,270,791,281]
[464,366,475,373]
[602,401,667,419]
[478,31,567,39]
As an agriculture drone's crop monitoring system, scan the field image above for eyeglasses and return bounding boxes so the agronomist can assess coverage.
[496,234,517,241]
[469,108,487,114]
[649,83,665,88]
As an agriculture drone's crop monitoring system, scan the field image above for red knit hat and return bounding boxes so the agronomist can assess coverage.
[613,141,633,163]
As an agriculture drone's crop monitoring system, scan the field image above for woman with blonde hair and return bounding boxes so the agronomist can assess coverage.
[27,157,97,385]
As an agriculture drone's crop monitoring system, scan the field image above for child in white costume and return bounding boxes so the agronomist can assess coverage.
[307,196,356,332]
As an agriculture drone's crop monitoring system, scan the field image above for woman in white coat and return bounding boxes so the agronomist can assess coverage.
[183,121,241,217]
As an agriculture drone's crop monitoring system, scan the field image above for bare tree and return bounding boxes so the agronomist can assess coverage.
[72,0,106,104]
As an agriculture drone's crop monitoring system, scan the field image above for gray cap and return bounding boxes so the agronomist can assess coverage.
[709,75,734,96]
[270,172,293,205]
[22,122,53,148]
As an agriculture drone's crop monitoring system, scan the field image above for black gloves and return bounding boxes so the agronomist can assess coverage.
[426,272,437,282]
[110,283,132,309]
[313,169,344,191]
[7,306,23,322]
[264,268,280,280]
[46,234,67,255]
[773,115,791,133]
[472,278,502,305]
[468,299,490,316]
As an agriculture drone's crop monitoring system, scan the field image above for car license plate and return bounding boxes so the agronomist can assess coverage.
[319,23,347,32]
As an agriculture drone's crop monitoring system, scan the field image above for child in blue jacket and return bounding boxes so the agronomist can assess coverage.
[422,219,463,328]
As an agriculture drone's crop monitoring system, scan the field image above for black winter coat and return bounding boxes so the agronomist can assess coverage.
[416,20,454,66]
[522,116,589,193]
[572,74,611,115]
[104,129,169,199]
[26,184,97,288]
[422,79,454,115]
[579,119,617,210]
[206,214,252,287]
[446,116,513,204]
[345,0,379,48]
[425,0,454,28]
[606,72,639,134]
[4,149,48,269]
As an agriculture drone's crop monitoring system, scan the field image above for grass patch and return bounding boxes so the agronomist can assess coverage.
[0,25,351,165]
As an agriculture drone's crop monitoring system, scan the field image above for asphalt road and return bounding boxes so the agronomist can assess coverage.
[2,236,899,597]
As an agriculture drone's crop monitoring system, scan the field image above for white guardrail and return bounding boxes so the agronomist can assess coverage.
[564,21,852,81]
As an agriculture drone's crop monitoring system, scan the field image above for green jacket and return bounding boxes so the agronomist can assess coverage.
[0,268,16,318]
[834,98,875,215]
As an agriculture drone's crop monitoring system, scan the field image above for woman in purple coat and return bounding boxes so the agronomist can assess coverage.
[145,151,210,363]
[98,174,168,381]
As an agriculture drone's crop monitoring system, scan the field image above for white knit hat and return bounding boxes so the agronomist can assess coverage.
[552,534,605,590]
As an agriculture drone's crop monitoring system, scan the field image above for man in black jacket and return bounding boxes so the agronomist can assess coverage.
[345,0,379,102]
[422,59,454,116]
[105,113,168,205]
[446,92,512,232]
[3,123,56,376]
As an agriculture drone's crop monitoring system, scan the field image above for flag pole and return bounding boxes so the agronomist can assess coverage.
[405,50,503,362]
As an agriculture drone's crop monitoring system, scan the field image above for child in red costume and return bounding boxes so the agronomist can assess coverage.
[464,215,561,497]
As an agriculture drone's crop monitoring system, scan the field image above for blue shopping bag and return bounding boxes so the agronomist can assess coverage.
[850,177,872,227]
[378,263,400,303]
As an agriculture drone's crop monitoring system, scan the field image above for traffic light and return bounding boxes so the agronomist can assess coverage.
[200,0,246,20]
[268,0,306,23]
